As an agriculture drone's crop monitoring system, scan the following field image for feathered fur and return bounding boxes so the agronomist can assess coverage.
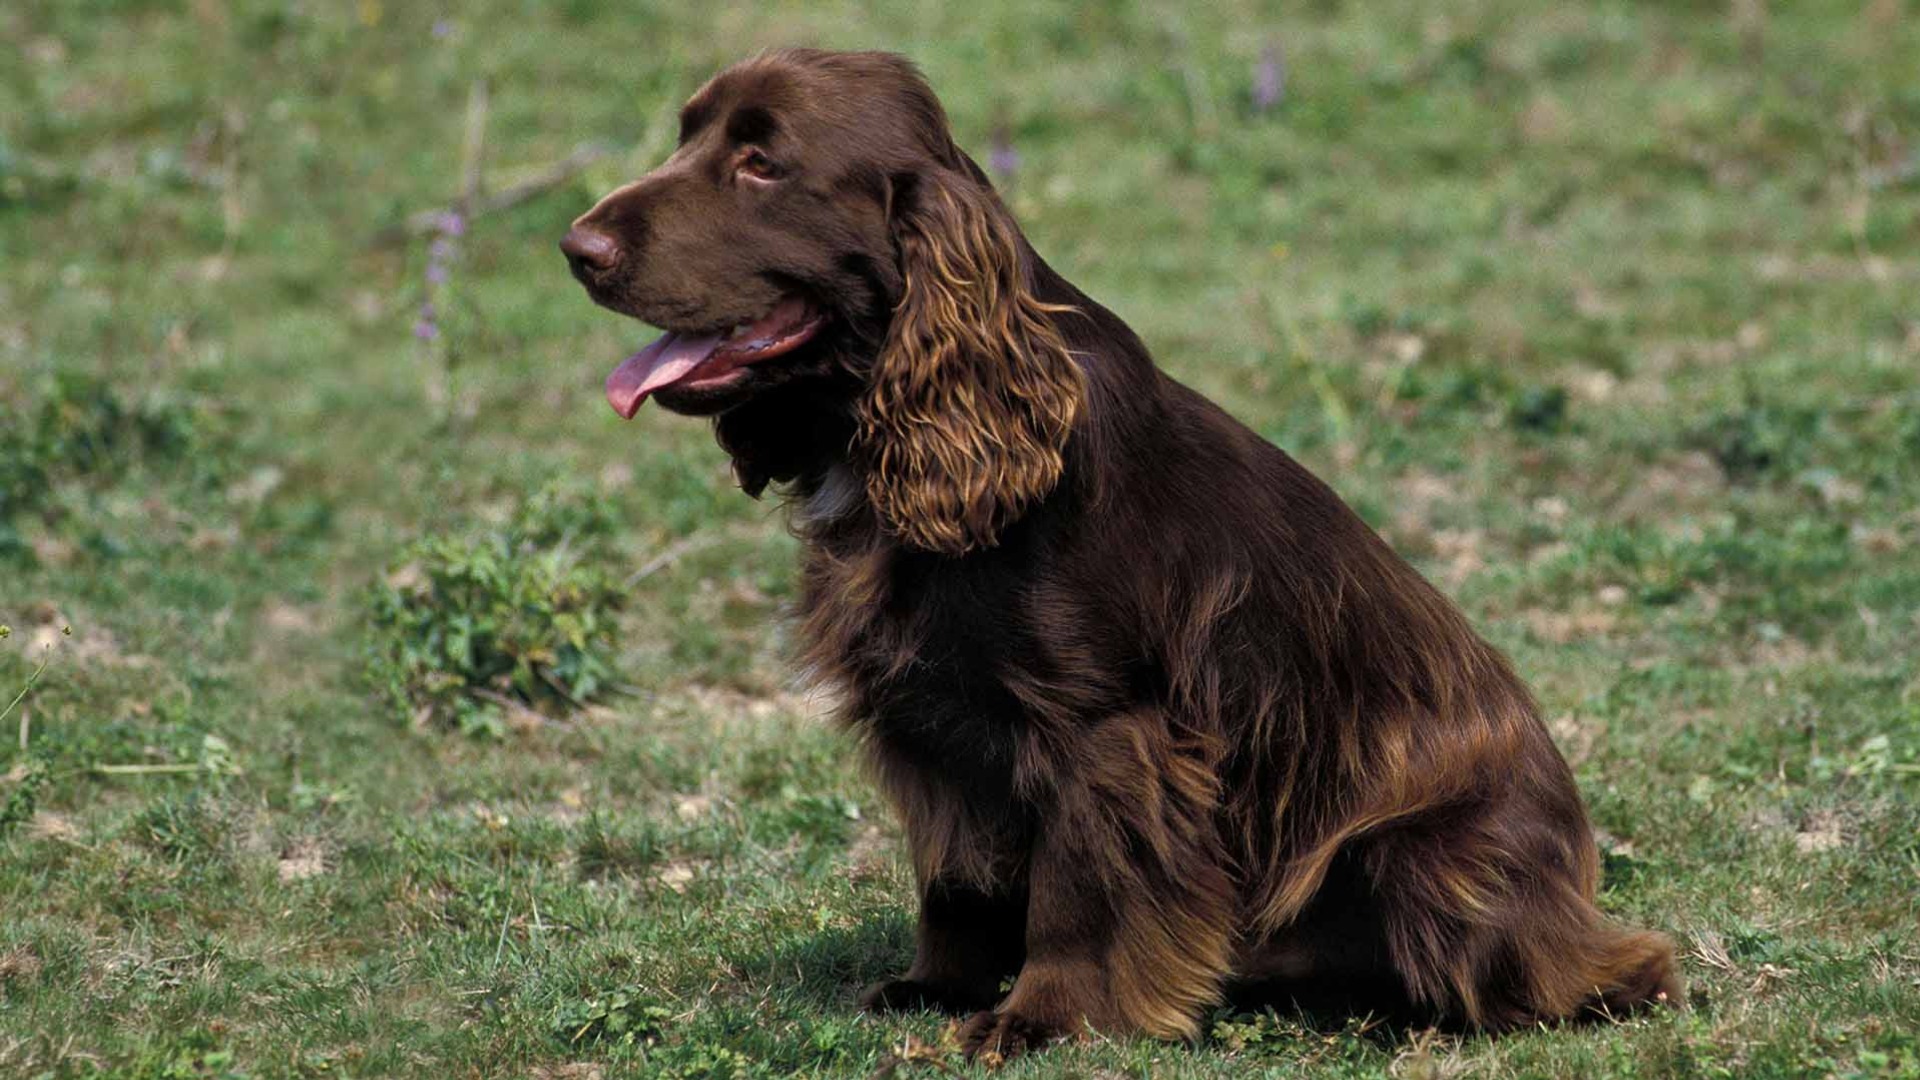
[563,48,1679,1061]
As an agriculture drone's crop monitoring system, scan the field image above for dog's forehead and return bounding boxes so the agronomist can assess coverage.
[688,54,931,152]
[689,62,789,118]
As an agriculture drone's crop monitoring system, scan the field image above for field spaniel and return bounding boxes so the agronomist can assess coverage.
[561,48,1677,1060]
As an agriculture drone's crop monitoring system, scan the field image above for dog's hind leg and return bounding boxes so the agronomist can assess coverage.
[1228,849,1417,1024]
[1354,791,1681,1032]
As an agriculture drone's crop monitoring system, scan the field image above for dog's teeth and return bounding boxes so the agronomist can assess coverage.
[729,323,750,339]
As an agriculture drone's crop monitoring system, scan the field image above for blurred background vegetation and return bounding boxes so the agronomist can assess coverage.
[2,1,1918,1076]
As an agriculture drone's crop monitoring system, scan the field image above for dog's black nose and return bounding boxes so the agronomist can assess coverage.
[560,227,620,277]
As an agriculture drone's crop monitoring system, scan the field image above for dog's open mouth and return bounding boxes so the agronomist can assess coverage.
[604,296,825,418]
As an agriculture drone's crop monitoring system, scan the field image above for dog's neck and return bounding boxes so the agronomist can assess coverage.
[790,460,865,531]
[710,374,861,501]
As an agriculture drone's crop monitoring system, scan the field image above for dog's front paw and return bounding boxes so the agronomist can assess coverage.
[859,977,997,1016]
[956,1009,1066,1063]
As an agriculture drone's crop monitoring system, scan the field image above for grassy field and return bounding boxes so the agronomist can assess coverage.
[4,1,1919,1076]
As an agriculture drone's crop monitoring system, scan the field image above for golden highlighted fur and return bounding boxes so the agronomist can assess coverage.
[856,169,1084,555]
[562,48,1680,1063]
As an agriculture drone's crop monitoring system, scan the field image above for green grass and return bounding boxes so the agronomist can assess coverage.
[3,0,1919,1076]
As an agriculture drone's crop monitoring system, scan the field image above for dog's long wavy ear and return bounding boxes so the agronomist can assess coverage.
[856,160,1085,555]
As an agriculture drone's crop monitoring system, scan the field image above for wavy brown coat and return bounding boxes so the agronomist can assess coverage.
[567,49,1678,1061]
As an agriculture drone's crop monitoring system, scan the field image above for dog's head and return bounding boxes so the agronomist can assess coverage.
[563,49,1083,554]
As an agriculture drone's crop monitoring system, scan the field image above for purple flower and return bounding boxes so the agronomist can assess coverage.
[988,127,1020,181]
[431,19,453,39]
[1253,45,1286,112]
[414,301,440,341]
[415,208,462,347]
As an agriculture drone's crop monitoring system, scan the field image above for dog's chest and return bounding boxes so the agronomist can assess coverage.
[799,542,1036,792]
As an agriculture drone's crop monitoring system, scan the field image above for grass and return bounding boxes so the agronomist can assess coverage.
[3,0,1919,1076]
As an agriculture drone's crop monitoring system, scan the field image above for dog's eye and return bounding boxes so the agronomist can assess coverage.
[738,149,781,183]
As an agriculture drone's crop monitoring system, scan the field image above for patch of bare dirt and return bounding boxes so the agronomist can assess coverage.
[847,822,899,882]
[1851,524,1905,555]
[532,1066,604,1080]
[262,601,322,635]
[0,946,42,986]
[1547,714,1598,767]
[1523,606,1619,645]
[1429,528,1485,588]
[1612,451,1725,522]
[27,811,81,844]
[679,685,822,727]
[654,862,699,893]
[672,793,714,822]
[277,837,329,883]
[3,603,151,669]
[1793,810,1849,854]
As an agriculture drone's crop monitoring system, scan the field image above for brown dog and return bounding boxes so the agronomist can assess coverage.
[561,49,1677,1060]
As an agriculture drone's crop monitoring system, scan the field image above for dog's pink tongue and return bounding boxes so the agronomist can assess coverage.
[605,331,723,419]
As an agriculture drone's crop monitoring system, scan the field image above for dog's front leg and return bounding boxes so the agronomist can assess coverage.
[858,767,1029,1016]
[957,713,1236,1061]
[860,876,1026,1015]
